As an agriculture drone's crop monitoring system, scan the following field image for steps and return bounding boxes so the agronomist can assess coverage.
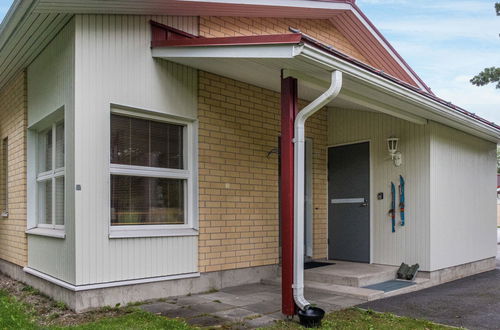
[305,262,397,287]
[265,261,430,301]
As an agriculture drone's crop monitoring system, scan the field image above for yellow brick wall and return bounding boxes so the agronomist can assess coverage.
[0,72,28,267]
[199,17,368,63]
[198,71,328,273]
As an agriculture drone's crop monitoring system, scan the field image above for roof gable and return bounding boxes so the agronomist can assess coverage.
[0,0,430,93]
[199,17,368,62]
[32,0,429,90]
[331,6,432,93]
[198,14,427,91]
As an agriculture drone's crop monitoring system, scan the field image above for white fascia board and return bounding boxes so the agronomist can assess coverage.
[339,90,428,126]
[349,8,429,93]
[152,44,303,59]
[298,44,500,142]
[283,68,427,125]
[176,0,351,10]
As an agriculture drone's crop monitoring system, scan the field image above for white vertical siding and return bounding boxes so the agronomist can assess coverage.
[429,122,497,271]
[328,108,431,271]
[73,15,198,285]
[27,20,76,284]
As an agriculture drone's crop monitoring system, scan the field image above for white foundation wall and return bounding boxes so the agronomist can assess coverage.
[73,15,199,285]
[27,20,76,284]
[328,108,431,271]
[429,122,497,271]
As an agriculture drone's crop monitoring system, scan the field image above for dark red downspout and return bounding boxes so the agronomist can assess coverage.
[280,75,298,316]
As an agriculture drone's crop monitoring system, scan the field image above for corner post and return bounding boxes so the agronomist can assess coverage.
[280,74,298,316]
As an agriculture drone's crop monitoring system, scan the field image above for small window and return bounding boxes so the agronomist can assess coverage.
[37,121,65,228]
[1,137,8,217]
[110,114,189,226]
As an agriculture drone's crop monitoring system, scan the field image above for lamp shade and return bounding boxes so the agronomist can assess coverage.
[387,137,399,155]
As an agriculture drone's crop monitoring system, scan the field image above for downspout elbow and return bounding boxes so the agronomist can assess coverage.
[295,71,343,133]
[293,70,343,311]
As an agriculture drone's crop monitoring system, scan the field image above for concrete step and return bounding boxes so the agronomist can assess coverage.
[262,277,431,302]
[262,277,383,301]
[305,267,396,287]
[303,261,398,287]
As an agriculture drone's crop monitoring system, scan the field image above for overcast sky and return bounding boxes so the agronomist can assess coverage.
[0,0,498,123]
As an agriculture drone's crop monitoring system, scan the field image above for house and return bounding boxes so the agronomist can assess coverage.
[497,175,500,227]
[0,0,497,313]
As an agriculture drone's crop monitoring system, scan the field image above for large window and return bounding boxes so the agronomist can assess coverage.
[37,121,65,228]
[110,114,191,227]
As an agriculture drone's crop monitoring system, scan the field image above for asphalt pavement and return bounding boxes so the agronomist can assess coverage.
[358,246,500,330]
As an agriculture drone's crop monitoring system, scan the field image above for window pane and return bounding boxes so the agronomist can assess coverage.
[110,114,184,169]
[55,122,64,168]
[111,114,131,164]
[39,129,52,172]
[130,117,149,167]
[150,121,183,169]
[150,177,184,224]
[55,177,64,225]
[111,175,184,225]
[38,180,52,224]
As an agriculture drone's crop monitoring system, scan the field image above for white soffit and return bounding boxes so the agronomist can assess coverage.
[33,0,349,17]
[153,43,499,141]
[0,10,72,89]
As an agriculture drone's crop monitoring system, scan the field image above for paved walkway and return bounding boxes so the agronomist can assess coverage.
[358,245,500,330]
[141,283,364,328]
[141,246,500,328]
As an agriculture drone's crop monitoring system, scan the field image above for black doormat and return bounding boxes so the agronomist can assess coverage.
[304,261,335,270]
[363,280,415,292]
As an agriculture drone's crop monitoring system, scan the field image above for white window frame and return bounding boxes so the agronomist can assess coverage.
[108,107,198,239]
[36,122,65,231]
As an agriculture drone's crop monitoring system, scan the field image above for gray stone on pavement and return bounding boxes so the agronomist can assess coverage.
[213,307,259,321]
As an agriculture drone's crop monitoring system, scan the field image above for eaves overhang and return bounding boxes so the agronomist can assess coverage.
[0,0,429,93]
[152,34,500,142]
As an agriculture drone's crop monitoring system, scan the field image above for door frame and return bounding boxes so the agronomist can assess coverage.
[326,139,373,264]
[305,138,314,259]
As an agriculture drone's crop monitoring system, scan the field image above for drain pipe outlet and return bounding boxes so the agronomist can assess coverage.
[293,70,343,311]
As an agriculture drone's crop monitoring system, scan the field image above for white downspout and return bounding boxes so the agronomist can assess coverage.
[293,70,343,310]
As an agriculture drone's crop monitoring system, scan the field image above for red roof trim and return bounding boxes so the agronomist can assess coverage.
[151,33,303,48]
[150,20,198,41]
[151,31,499,131]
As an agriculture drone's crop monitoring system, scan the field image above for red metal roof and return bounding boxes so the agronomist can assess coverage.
[151,29,499,131]
[151,33,302,48]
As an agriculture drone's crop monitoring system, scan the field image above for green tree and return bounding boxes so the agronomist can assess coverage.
[497,145,500,173]
[470,3,500,89]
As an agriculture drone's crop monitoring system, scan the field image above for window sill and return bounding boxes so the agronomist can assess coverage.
[1,211,8,219]
[25,227,66,239]
[109,227,198,239]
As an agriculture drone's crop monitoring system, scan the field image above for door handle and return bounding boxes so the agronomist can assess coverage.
[331,198,368,206]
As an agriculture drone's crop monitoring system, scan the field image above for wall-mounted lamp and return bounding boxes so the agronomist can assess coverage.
[387,137,402,167]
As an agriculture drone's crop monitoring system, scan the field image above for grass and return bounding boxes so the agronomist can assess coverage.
[0,286,456,330]
[55,311,193,330]
[0,289,193,330]
[266,308,456,330]
[0,290,37,329]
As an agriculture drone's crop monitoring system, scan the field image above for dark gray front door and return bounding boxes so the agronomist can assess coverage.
[328,142,370,263]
